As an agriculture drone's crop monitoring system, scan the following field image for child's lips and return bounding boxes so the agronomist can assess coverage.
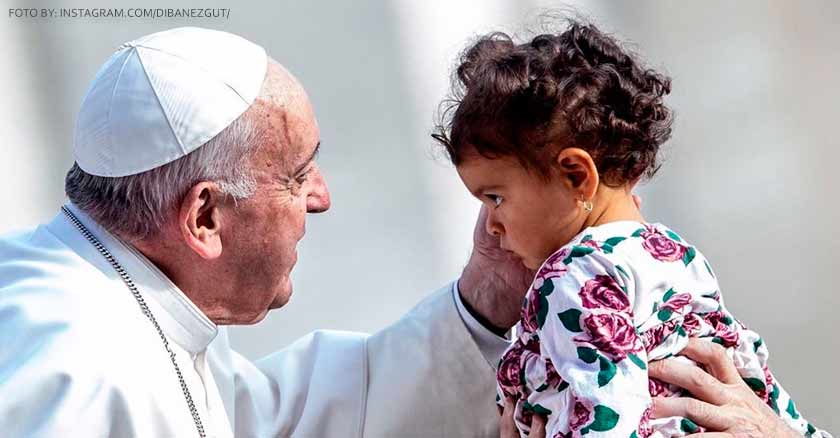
[502,248,520,259]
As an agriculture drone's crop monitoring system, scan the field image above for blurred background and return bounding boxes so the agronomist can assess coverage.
[2,0,837,431]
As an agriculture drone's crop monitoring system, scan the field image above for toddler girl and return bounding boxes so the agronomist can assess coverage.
[433,20,821,437]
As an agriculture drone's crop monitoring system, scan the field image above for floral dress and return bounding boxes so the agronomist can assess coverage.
[497,221,825,438]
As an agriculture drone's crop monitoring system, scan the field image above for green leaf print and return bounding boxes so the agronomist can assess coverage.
[630,433,638,438]
[628,353,647,370]
[682,246,696,266]
[532,404,552,416]
[615,265,630,282]
[743,377,766,393]
[631,228,645,237]
[522,401,552,416]
[537,294,550,329]
[581,405,620,433]
[535,382,549,392]
[581,234,593,242]
[657,308,673,322]
[680,418,700,433]
[539,278,555,296]
[563,245,595,264]
[753,338,764,353]
[666,229,683,242]
[558,380,569,392]
[597,356,617,387]
[769,383,781,414]
[701,290,719,300]
[704,260,715,278]
[663,288,677,302]
[605,236,627,247]
[577,347,598,364]
[785,399,801,419]
[558,309,583,332]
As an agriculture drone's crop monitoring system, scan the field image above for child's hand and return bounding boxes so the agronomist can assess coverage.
[648,338,801,438]
[459,205,536,332]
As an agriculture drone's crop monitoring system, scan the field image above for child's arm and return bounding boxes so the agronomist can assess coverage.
[526,245,651,437]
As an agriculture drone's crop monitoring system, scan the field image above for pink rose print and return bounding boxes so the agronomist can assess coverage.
[582,313,641,360]
[704,311,739,347]
[497,338,541,399]
[580,239,601,251]
[578,275,630,312]
[640,227,686,262]
[535,248,571,284]
[637,406,654,438]
[544,357,564,389]
[661,292,692,313]
[641,319,679,352]
[648,377,670,397]
[524,337,541,354]
[761,365,776,403]
[521,290,540,333]
[497,342,525,399]
[569,397,594,431]
[682,313,702,335]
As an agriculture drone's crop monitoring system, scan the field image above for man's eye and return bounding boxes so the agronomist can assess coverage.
[295,168,313,184]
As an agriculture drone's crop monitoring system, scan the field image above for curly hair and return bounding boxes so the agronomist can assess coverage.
[432,19,673,186]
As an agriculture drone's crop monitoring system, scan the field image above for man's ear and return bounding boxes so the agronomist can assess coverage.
[178,182,224,260]
[555,147,599,200]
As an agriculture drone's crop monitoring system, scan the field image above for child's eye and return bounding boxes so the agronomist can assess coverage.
[486,194,503,207]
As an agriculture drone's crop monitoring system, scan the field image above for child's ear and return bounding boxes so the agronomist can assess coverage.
[555,148,599,200]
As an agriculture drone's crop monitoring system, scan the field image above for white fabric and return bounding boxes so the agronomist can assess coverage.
[0,204,500,437]
[73,27,267,177]
[453,281,511,369]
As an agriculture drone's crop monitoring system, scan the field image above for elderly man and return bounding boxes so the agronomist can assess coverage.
[0,27,819,438]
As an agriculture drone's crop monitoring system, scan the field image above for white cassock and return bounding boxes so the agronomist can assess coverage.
[0,204,510,437]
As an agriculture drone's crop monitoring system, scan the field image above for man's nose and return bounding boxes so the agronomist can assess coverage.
[306,167,331,213]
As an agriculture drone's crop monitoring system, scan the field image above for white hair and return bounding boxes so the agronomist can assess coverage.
[65,111,263,240]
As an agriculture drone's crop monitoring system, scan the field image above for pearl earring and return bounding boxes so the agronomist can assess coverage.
[582,200,594,212]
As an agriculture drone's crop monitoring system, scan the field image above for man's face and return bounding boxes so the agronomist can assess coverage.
[221,77,330,324]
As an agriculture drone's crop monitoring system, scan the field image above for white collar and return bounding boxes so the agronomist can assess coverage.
[47,202,218,354]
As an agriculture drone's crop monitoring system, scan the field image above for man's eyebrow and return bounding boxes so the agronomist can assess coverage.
[293,141,320,175]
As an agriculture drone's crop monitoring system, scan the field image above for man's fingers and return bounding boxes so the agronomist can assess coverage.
[648,358,732,405]
[684,434,732,438]
[528,414,547,438]
[680,338,742,385]
[499,397,518,438]
[651,397,733,431]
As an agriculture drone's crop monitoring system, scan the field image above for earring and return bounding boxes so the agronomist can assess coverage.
[582,200,594,213]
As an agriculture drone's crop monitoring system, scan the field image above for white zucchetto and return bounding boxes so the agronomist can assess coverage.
[73,27,268,177]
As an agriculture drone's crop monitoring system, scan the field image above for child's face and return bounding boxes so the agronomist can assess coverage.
[456,150,587,270]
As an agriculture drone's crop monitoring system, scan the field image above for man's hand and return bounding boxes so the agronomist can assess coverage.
[500,397,545,438]
[649,338,801,438]
[458,206,535,331]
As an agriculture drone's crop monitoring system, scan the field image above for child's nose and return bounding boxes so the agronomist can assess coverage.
[485,212,504,237]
